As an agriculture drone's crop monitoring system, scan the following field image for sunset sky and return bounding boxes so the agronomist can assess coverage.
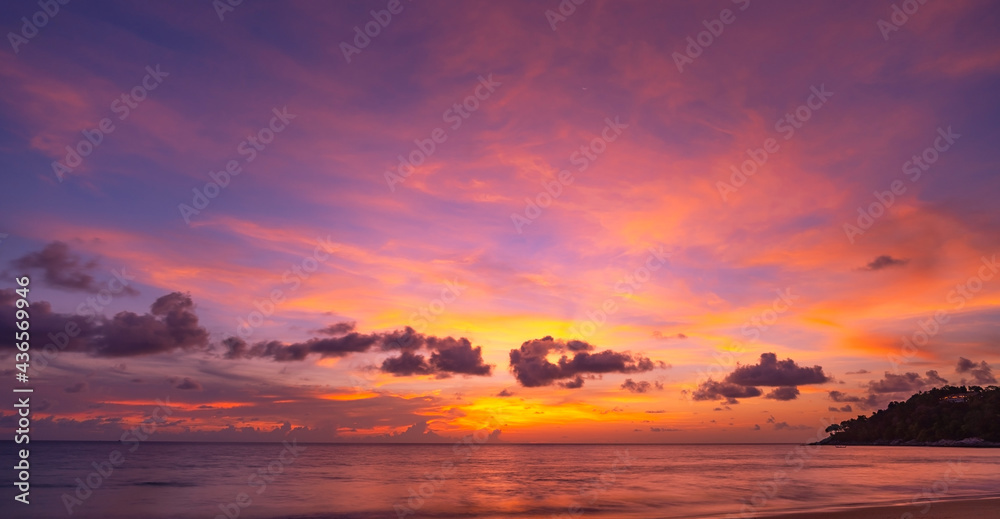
[1,0,999,443]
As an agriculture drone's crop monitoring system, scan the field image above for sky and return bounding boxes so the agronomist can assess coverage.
[1,0,999,443]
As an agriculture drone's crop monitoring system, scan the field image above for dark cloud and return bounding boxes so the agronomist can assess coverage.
[691,379,763,404]
[0,291,207,357]
[725,353,830,387]
[686,353,824,404]
[620,379,663,393]
[924,369,949,386]
[377,341,495,377]
[228,326,492,378]
[864,255,908,271]
[764,386,800,401]
[11,242,98,292]
[497,388,514,397]
[559,350,658,374]
[93,292,209,356]
[0,290,97,353]
[827,404,852,412]
[379,327,438,352]
[564,338,595,352]
[175,377,202,390]
[652,331,687,340]
[248,334,380,361]
[774,422,809,431]
[0,296,77,350]
[867,370,948,393]
[426,337,493,376]
[829,369,951,411]
[352,421,501,444]
[380,335,494,377]
[316,322,356,336]
[64,382,87,393]
[828,390,860,402]
[956,357,996,384]
[508,336,663,388]
[382,421,448,442]
[845,369,870,375]
[831,395,869,410]
[222,337,249,360]
[380,351,433,376]
[10,242,139,296]
[650,427,679,432]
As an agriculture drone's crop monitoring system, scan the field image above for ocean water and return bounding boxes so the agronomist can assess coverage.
[2,442,999,518]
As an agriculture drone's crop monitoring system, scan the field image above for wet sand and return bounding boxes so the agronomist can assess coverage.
[758,497,1000,519]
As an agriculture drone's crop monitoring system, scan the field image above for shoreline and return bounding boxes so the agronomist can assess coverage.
[814,437,1000,448]
[756,496,1000,519]
[812,442,1000,448]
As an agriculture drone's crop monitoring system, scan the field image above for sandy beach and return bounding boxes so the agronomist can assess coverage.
[759,497,1000,519]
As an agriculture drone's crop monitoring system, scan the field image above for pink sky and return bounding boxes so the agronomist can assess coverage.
[1,0,999,443]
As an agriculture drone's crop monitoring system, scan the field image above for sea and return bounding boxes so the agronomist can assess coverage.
[2,442,999,518]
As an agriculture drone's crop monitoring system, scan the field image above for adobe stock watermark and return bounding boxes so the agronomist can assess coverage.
[843,126,959,244]
[410,279,465,331]
[382,278,466,351]
[717,84,833,201]
[214,440,307,519]
[385,74,502,192]
[554,450,633,519]
[345,362,380,391]
[179,106,295,225]
[673,0,751,73]
[888,254,997,372]
[7,0,71,54]
[569,246,671,338]
[727,418,835,518]
[510,116,628,233]
[213,0,245,22]
[878,0,932,41]
[52,65,169,182]
[683,288,799,401]
[899,461,966,519]
[544,0,586,31]
[235,236,337,340]
[341,0,413,63]
[61,398,173,515]
[30,267,137,377]
[394,411,504,518]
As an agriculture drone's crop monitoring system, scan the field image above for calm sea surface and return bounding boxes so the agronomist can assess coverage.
[2,442,999,518]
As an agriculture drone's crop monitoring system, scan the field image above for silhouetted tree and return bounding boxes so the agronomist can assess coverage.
[823,386,1000,444]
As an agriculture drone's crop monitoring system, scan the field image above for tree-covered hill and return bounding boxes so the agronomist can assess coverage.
[819,385,1000,446]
